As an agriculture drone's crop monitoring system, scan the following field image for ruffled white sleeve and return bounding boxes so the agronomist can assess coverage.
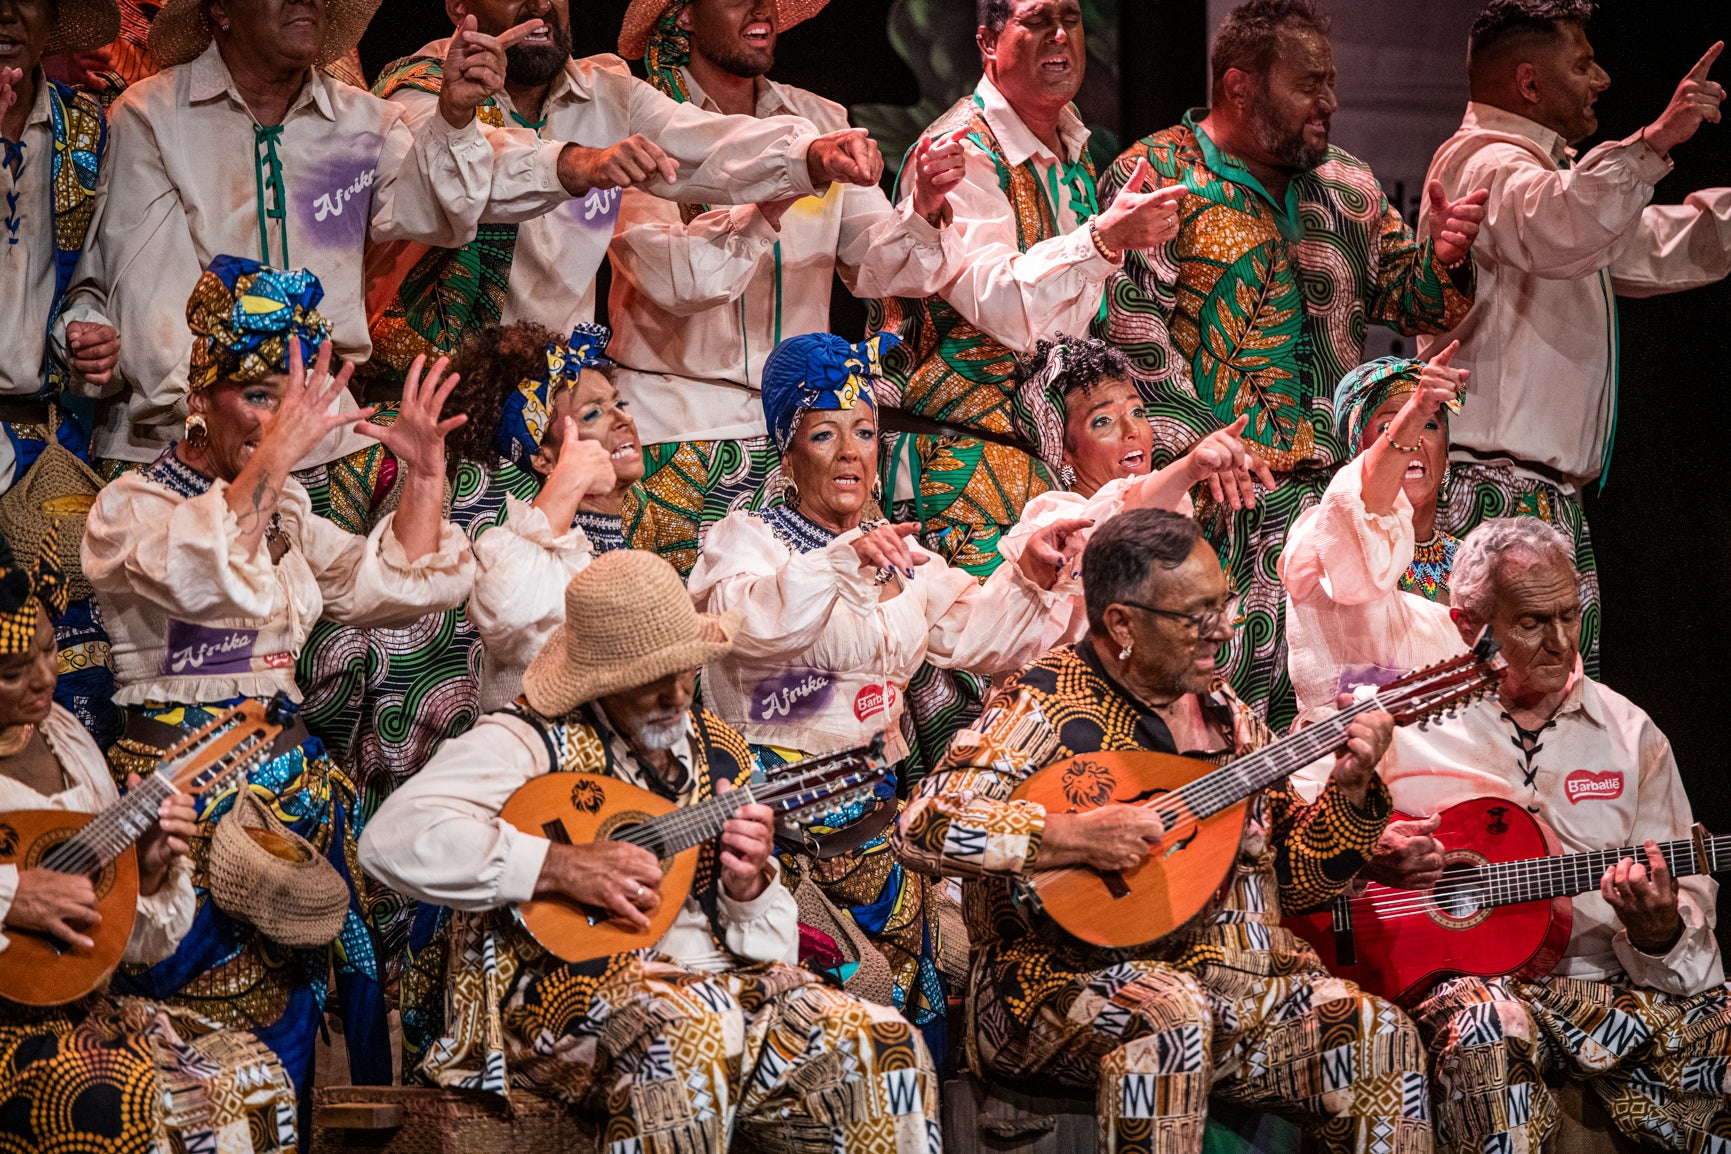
[82,476,279,619]
[468,496,596,673]
[123,856,196,965]
[688,513,880,660]
[717,861,799,966]
[923,548,1073,676]
[1281,455,1415,609]
[296,486,476,628]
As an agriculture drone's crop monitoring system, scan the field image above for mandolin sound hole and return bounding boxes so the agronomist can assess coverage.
[1427,856,1492,930]
[25,826,119,898]
[598,812,673,875]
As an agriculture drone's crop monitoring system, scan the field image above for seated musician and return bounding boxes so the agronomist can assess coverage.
[895,507,1427,1154]
[0,535,295,1152]
[1295,517,1731,1153]
[357,549,940,1154]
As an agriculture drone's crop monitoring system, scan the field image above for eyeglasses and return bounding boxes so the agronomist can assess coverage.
[1119,595,1243,635]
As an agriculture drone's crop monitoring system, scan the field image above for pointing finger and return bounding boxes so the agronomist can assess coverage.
[1429,339,1459,369]
[1426,178,1449,212]
[496,19,545,49]
[1688,41,1724,82]
[1121,157,1153,196]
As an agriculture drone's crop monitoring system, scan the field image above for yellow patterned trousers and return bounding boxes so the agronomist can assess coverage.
[1412,974,1731,1154]
[970,952,1432,1154]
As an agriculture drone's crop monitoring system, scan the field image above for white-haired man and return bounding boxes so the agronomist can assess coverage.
[1296,516,1731,1153]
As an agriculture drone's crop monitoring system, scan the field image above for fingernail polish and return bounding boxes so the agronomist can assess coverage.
[904,567,915,578]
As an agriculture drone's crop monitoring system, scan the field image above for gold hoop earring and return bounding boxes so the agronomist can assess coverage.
[186,414,209,445]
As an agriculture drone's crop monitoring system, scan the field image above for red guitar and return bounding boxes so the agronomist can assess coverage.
[1286,796,1729,1005]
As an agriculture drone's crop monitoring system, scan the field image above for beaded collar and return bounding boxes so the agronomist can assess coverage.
[572,509,626,555]
[1399,531,1460,603]
[143,445,215,499]
[756,504,838,555]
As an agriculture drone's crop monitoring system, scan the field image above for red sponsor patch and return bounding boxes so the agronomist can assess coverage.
[1564,770,1623,804]
[853,683,899,722]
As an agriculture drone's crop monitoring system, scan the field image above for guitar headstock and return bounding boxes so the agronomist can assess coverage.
[1377,630,1506,729]
[158,692,289,796]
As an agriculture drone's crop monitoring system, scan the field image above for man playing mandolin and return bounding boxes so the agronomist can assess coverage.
[1296,517,1731,1153]
[896,507,1427,1154]
[359,548,940,1154]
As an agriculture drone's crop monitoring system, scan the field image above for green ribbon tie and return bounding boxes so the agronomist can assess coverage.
[253,125,289,268]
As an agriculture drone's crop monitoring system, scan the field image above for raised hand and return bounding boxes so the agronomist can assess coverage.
[1183,414,1277,510]
[1645,41,1725,155]
[130,775,197,897]
[557,134,679,195]
[1385,340,1469,447]
[537,840,664,931]
[548,423,617,498]
[65,321,120,387]
[1016,516,1095,590]
[807,127,885,188]
[714,779,777,903]
[1427,181,1488,266]
[1363,813,1446,890]
[258,337,367,474]
[438,15,545,127]
[1096,159,1187,254]
[909,127,968,224]
[364,353,466,476]
[850,521,928,582]
[0,67,21,130]
[1602,840,1684,953]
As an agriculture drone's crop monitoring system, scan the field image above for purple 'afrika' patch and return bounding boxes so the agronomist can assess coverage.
[163,620,259,677]
[1334,663,1408,697]
[750,667,836,725]
[563,185,621,231]
[294,132,386,248]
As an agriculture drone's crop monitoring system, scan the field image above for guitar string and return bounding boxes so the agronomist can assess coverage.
[605,760,877,853]
[1328,837,1717,921]
[1027,663,1493,893]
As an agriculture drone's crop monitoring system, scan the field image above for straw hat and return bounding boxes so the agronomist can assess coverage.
[0,444,103,602]
[44,0,121,56]
[208,790,350,949]
[522,550,740,718]
[147,0,383,69]
[617,0,830,60]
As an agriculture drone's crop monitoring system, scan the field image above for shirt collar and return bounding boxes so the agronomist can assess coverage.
[591,705,697,796]
[680,66,793,118]
[1547,658,1609,726]
[1461,100,1573,166]
[973,73,1091,168]
[188,40,333,122]
[24,70,53,130]
[1184,106,1303,233]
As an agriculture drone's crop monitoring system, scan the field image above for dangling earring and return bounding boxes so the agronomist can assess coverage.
[782,480,800,510]
[871,477,884,503]
[186,414,209,445]
[1059,464,1077,489]
[1118,641,1133,661]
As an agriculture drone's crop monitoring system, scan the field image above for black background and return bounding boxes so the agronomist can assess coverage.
[364,0,1730,891]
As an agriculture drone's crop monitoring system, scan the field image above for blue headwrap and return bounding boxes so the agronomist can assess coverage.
[494,323,615,469]
[185,255,329,391]
[1333,356,1462,456]
[760,332,899,453]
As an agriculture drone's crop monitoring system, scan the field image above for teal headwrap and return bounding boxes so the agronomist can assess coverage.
[1334,356,1461,456]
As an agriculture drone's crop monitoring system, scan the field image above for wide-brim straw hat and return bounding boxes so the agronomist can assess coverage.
[44,0,121,56]
[0,444,103,602]
[147,0,382,69]
[618,0,829,60]
[209,790,350,949]
[522,550,740,718]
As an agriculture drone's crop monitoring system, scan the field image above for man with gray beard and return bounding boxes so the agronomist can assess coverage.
[1099,0,1490,729]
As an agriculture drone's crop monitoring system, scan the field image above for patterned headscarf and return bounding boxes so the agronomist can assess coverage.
[185,255,330,392]
[0,526,70,656]
[1333,356,1463,457]
[1011,336,1086,475]
[760,332,897,453]
[643,0,696,102]
[495,323,615,469]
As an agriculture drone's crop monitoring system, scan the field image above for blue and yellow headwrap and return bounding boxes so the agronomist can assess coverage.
[0,526,69,656]
[1334,356,1463,456]
[760,332,898,453]
[495,323,615,469]
[185,255,330,392]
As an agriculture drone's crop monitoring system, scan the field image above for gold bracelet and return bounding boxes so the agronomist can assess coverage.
[1385,430,1422,453]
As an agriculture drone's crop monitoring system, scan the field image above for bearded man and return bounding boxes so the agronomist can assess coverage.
[1101,0,1488,729]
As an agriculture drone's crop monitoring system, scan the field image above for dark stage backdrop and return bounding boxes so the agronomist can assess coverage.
[364,0,1729,923]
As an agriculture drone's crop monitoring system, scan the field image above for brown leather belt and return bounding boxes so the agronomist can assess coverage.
[123,706,311,764]
[0,396,52,425]
[775,798,899,860]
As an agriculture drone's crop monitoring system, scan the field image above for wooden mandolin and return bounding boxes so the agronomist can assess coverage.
[1285,797,1731,1005]
[1008,636,1505,950]
[502,737,888,965]
[0,695,292,1006]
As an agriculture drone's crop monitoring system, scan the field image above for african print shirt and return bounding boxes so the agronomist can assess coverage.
[897,639,1390,979]
[1101,111,1475,473]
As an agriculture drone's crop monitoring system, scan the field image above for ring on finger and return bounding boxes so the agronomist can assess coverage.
[873,566,895,586]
